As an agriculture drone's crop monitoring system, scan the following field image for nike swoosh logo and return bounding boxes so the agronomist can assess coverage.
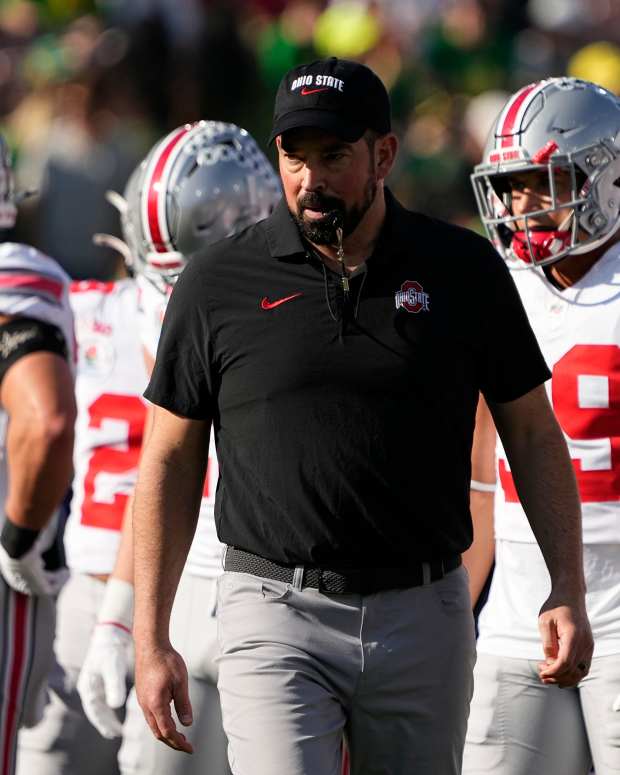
[301,87,329,96]
[260,293,303,310]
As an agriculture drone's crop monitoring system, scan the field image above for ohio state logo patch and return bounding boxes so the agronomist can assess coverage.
[395,280,430,313]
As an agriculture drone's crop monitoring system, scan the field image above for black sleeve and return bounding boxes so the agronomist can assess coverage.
[0,317,68,383]
[144,259,216,420]
[470,240,551,403]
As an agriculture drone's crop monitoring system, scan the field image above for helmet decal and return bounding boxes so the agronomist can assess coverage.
[531,140,559,165]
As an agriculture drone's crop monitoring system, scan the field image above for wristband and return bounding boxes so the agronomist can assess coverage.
[97,577,134,633]
[0,517,40,558]
[470,479,496,493]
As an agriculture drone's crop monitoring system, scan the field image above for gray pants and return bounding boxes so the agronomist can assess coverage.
[1,579,55,775]
[120,573,230,775]
[17,571,230,775]
[217,564,476,775]
[463,652,620,775]
[16,573,122,775]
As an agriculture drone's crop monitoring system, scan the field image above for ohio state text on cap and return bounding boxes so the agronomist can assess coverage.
[269,57,392,144]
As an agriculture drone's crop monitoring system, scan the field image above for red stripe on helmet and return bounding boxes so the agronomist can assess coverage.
[500,83,538,148]
[145,126,193,254]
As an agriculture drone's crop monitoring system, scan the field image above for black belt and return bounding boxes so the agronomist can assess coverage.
[224,547,462,595]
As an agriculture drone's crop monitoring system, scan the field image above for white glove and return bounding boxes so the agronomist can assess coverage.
[0,540,69,596]
[613,694,620,712]
[77,578,134,739]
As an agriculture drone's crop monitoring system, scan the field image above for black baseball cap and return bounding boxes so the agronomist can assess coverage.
[269,57,391,144]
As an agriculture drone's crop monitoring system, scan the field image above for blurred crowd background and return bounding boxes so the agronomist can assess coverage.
[1,0,620,280]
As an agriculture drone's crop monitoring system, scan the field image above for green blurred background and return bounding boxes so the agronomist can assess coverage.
[1,0,619,279]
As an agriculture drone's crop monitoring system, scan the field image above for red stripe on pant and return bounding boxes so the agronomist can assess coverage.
[341,739,350,775]
[1,592,30,775]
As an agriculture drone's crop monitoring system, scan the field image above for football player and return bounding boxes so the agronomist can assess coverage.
[75,121,280,775]
[0,134,76,775]
[15,246,148,775]
[464,77,620,775]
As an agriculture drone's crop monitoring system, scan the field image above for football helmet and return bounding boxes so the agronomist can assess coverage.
[113,121,281,292]
[471,77,620,267]
[0,135,17,230]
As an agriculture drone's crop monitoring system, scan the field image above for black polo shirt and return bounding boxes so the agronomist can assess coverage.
[145,190,550,568]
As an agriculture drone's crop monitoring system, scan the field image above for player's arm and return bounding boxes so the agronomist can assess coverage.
[463,395,496,608]
[0,314,76,595]
[76,490,136,737]
[133,404,210,754]
[78,394,157,738]
[488,383,593,688]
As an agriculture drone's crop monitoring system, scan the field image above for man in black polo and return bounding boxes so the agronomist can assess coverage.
[131,58,593,775]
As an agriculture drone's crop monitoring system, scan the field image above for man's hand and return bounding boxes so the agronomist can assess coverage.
[0,539,68,596]
[537,593,593,688]
[77,623,133,738]
[135,643,194,754]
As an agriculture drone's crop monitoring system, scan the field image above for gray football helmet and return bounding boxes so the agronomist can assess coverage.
[112,121,281,291]
[471,77,620,267]
[0,135,17,230]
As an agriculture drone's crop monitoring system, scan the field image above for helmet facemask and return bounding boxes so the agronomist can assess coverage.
[474,158,590,267]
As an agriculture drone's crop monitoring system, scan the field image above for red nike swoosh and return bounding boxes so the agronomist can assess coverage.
[301,87,329,96]
[260,293,303,310]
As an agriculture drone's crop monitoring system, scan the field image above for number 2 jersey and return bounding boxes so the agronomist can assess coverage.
[477,243,620,658]
[137,274,222,578]
[0,243,75,552]
[64,279,148,575]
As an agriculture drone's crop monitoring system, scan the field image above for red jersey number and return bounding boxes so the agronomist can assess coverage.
[499,344,620,503]
[81,394,147,531]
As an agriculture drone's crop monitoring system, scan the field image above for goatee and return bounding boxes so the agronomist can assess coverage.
[292,178,377,246]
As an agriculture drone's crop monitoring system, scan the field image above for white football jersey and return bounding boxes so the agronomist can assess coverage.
[0,243,75,551]
[136,274,169,362]
[137,273,223,578]
[478,243,620,659]
[64,279,149,575]
[495,243,620,545]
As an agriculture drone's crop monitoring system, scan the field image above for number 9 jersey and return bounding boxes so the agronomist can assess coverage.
[478,241,620,659]
[63,279,148,575]
[495,244,620,546]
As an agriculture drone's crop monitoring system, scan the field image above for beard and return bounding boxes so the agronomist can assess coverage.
[291,176,378,246]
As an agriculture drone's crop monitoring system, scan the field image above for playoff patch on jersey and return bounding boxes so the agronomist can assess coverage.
[0,316,68,382]
[78,336,116,377]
